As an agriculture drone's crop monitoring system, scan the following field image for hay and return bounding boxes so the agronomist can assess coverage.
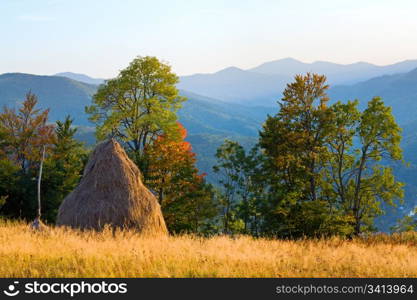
[56,139,168,235]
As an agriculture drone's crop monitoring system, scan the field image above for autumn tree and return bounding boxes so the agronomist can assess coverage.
[86,56,185,176]
[0,92,55,218]
[0,92,54,173]
[146,123,217,233]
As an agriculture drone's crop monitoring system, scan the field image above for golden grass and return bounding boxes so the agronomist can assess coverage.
[1,219,417,277]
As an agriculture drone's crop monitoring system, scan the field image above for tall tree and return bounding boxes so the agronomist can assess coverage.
[213,141,268,235]
[42,116,88,222]
[0,92,54,218]
[258,74,340,237]
[351,97,403,234]
[324,98,404,234]
[86,56,185,176]
[259,73,334,204]
[213,140,245,234]
[324,100,360,211]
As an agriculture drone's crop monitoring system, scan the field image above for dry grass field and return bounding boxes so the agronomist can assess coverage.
[1,219,417,278]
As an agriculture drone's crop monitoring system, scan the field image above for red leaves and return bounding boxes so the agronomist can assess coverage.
[0,92,55,170]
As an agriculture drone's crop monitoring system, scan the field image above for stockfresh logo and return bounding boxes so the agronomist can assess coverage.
[3,281,127,297]
[3,281,20,297]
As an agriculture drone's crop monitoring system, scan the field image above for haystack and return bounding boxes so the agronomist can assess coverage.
[56,139,168,235]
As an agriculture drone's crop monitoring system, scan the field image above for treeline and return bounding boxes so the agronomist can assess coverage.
[0,56,414,237]
[214,74,406,237]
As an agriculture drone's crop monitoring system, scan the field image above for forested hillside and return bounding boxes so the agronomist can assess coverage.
[2,62,417,232]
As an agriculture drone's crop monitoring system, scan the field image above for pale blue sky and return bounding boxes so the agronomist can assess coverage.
[2,0,417,77]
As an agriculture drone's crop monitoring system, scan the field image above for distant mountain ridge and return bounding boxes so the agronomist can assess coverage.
[0,73,274,134]
[54,72,105,85]
[54,58,417,106]
[178,67,288,106]
[178,58,417,106]
[249,57,417,82]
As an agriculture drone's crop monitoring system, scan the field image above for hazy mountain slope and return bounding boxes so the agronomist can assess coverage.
[178,67,288,106]
[178,90,274,136]
[55,72,105,85]
[0,73,273,136]
[179,58,417,106]
[250,58,417,84]
[2,70,417,231]
[0,73,96,125]
[329,68,417,124]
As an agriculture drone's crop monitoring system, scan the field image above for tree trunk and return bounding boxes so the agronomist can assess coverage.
[37,145,46,219]
[31,145,46,231]
[352,147,367,235]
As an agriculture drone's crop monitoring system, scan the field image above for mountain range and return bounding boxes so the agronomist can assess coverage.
[2,57,417,230]
[178,58,417,106]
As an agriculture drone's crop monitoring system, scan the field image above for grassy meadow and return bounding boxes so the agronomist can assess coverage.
[1,219,417,278]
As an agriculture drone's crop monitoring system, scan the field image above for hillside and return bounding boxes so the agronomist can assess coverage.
[0,73,270,183]
[329,68,417,124]
[178,67,288,106]
[178,90,273,136]
[2,70,417,231]
[0,73,273,137]
[0,73,96,125]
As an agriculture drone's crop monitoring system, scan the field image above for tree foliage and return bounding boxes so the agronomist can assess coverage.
[86,56,185,175]
[146,123,217,233]
[42,116,88,222]
[255,74,403,237]
[0,92,55,218]
[213,141,265,235]
[0,94,87,221]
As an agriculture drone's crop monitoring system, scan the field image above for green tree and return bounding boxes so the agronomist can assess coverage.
[258,75,404,237]
[391,210,417,233]
[213,140,245,234]
[325,100,360,207]
[213,141,266,235]
[235,145,266,235]
[324,98,404,235]
[42,116,88,222]
[259,74,339,237]
[259,73,334,204]
[86,56,185,176]
[351,97,403,234]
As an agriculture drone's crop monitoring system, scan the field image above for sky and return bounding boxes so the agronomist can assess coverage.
[2,0,417,78]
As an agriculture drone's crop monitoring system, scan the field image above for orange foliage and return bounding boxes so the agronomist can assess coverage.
[0,92,55,171]
[145,122,205,203]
